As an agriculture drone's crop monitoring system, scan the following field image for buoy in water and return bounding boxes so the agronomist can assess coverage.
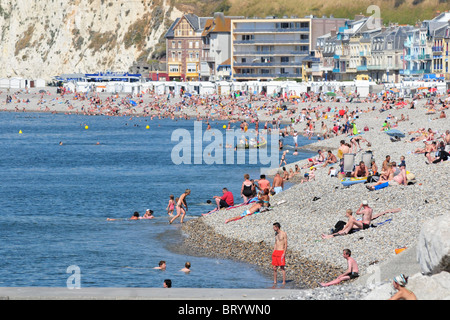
[19,130,22,134]
[85,125,89,130]
[223,125,226,129]
[146,125,150,129]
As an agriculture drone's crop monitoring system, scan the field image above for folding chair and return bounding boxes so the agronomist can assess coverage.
[342,153,356,174]
[361,151,373,170]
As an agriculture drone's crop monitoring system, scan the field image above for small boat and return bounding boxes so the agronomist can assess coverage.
[236,138,267,149]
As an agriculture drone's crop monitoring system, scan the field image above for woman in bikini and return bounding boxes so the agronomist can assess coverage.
[169,189,191,224]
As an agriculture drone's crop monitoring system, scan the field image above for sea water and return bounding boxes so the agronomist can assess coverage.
[0,112,316,288]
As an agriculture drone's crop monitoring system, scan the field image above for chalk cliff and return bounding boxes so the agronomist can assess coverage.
[0,0,182,80]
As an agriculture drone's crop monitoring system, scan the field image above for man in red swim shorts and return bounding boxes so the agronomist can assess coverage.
[272,222,287,285]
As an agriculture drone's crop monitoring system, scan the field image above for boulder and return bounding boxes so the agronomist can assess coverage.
[416,214,450,274]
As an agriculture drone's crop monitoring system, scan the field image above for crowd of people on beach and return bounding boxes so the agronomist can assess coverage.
[3,85,449,297]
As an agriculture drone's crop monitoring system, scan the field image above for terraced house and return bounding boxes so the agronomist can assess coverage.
[165,14,210,81]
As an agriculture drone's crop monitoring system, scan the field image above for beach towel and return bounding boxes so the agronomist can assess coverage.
[374,218,392,227]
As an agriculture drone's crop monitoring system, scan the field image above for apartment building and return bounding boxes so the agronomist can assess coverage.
[200,13,244,81]
[231,16,346,81]
[165,14,210,81]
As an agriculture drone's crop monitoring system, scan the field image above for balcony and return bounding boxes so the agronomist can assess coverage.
[203,56,215,62]
[233,73,301,79]
[233,27,310,34]
[167,58,182,64]
[432,46,443,52]
[400,69,425,75]
[234,39,309,45]
[417,54,431,60]
[233,50,309,56]
[233,61,302,67]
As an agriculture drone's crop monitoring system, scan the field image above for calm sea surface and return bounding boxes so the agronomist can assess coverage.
[0,112,315,288]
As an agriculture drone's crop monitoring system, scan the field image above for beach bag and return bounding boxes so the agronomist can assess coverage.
[366,175,379,183]
[332,220,346,233]
[364,126,369,132]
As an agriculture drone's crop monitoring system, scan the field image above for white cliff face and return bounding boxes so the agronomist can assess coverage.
[0,0,182,80]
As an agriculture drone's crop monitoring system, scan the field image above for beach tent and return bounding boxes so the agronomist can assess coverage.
[9,78,25,89]
[75,82,91,93]
[0,78,10,88]
[34,79,46,88]
[266,82,280,96]
[199,82,215,95]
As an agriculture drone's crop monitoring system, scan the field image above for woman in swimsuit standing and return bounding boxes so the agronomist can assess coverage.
[240,174,255,203]
[169,189,191,224]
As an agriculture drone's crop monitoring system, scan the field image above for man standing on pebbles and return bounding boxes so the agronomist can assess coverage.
[272,222,287,285]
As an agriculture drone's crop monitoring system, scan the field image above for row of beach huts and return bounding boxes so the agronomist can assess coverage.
[2,76,448,98]
[63,80,448,98]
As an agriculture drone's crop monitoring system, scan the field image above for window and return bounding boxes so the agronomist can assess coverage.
[178,41,182,49]
[281,57,289,63]
[189,41,193,48]
[169,65,179,73]
[187,63,197,73]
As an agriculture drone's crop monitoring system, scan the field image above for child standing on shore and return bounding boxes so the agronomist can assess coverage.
[166,195,175,216]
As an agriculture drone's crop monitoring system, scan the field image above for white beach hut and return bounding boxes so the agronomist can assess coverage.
[216,81,231,95]
[199,82,215,95]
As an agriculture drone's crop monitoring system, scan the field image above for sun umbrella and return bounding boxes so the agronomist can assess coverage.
[429,87,437,92]
[395,101,407,106]
[325,92,336,96]
[417,87,428,90]
[385,129,405,138]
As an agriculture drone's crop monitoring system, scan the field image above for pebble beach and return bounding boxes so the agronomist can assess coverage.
[180,97,449,298]
[1,86,449,299]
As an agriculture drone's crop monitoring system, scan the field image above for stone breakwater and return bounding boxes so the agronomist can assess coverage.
[181,99,450,295]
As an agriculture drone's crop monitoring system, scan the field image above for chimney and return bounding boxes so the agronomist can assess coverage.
[330,28,337,37]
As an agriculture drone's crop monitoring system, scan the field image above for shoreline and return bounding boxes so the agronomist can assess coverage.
[179,218,343,289]
[2,87,449,298]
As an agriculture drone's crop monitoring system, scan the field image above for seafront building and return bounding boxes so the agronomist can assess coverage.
[230,16,347,81]
[162,11,450,84]
[165,13,211,81]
